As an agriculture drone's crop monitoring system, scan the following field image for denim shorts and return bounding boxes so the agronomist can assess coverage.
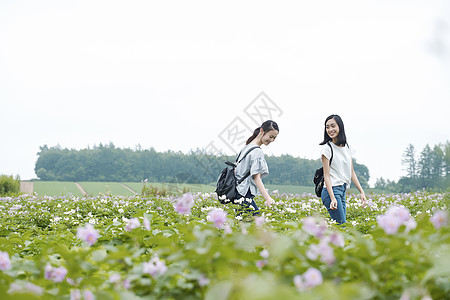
[321,185,346,224]
[236,189,260,217]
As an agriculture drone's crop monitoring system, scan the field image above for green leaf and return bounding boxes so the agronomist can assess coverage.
[205,281,233,300]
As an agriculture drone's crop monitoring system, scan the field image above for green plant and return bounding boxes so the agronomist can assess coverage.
[0,174,20,196]
[0,191,448,299]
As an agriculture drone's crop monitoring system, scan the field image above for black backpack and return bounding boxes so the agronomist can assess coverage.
[215,146,260,204]
[313,142,333,197]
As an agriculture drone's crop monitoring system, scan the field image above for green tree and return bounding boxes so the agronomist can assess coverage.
[353,159,370,188]
[444,141,450,190]
[418,144,433,188]
[374,177,386,189]
[402,144,417,180]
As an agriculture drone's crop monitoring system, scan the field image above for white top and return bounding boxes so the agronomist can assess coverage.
[320,142,353,189]
[235,144,269,196]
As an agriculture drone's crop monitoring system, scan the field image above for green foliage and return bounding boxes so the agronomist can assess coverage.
[141,181,190,197]
[0,175,21,196]
[0,191,448,299]
[141,181,168,197]
[379,141,450,192]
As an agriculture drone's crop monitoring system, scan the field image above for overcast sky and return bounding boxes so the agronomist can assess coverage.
[1,0,449,186]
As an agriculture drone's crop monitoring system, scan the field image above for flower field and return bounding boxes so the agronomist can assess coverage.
[0,190,449,299]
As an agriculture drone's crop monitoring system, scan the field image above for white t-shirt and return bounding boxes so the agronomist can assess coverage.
[320,142,353,189]
[235,144,269,197]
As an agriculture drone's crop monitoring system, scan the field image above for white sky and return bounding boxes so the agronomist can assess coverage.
[1,0,449,186]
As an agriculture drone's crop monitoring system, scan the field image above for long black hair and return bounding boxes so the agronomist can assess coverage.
[246,120,279,145]
[319,114,347,146]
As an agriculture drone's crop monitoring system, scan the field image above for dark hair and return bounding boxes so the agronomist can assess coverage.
[319,114,347,146]
[246,120,279,145]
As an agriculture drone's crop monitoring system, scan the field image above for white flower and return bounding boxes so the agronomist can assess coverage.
[260,249,269,259]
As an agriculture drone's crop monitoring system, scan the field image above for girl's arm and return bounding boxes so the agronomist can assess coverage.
[253,173,275,207]
[322,155,337,210]
[351,161,367,207]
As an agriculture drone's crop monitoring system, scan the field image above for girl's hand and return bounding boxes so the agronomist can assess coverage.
[360,192,367,208]
[265,197,275,208]
[330,198,338,210]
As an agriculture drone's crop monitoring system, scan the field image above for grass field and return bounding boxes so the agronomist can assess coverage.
[29,181,386,196]
[78,182,136,196]
[33,181,84,197]
[30,181,321,196]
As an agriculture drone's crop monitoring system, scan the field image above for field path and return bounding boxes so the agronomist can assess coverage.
[74,182,88,196]
[20,181,34,194]
[121,183,137,194]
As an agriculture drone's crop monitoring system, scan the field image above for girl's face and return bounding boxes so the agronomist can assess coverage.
[260,129,278,146]
[325,118,340,141]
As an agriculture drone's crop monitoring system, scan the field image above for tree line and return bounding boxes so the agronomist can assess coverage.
[34,143,370,187]
[375,141,450,192]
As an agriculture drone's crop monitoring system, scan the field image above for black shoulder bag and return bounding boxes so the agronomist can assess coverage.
[313,142,333,197]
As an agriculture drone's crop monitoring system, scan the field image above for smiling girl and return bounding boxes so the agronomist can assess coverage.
[235,120,279,216]
[320,114,367,224]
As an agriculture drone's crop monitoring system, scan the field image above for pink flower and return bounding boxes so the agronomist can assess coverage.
[377,214,402,235]
[254,216,265,227]
[430,210,447,229]
[198,274,210,287]
[125,218,141,231]
[123,279,131,289]
[329,232,345,247]
[302,217,327,238]
[174,193,194,215]
[293,275,304,291]
[303,267,323,288]
[256,260,267,268]
[76,224,99,246]
[294,268,323,291]
[143,256,167,277]
[224,224,233,234]
[83,290,95,300]
[70,289,81,300]
[387,206,411,223]
[45,264,68,282]
[207,209,227,229]
[377,206,415,235]
[306,240,335,265]
[0,251,11,271]
[109,274,121,283]
[306,244,319,261]
[404,218,417,233]
[143,217,151,230]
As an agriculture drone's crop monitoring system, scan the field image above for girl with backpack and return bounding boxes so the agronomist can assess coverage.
[320,114,367,224]
[235,120,279,216]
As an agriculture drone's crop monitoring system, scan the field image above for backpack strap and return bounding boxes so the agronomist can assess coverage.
[235,146,260,184]
[327,142,334,166]
[236,146,260,164]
